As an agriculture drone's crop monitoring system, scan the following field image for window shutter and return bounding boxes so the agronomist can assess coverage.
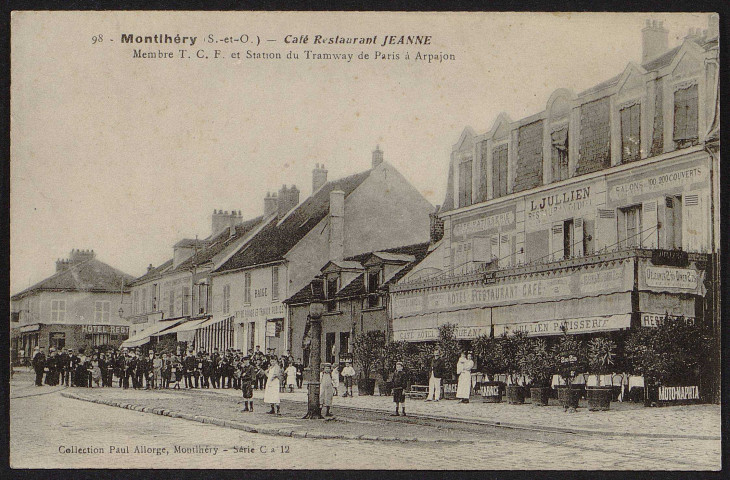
[574,218,584,257]
[499,234,512,267]
[641,201,658,248]
[595,208,617,252]
[682,191,705,252]
[551,223,564,261]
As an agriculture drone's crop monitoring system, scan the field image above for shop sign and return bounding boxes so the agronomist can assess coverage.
[452,206,516,240]
[651,250,689,267]
[496,314,631,337]
[525,184,596,229]
[20,324,40,333]
[81,325,129,334]
[641,313,695,328]
[608,165,707,202]
[394,325,489,342]
[657,385,700,402]
[644,267,699,290]
[265,319,283,337]
[393,262,632,318]
[238,303,285,322]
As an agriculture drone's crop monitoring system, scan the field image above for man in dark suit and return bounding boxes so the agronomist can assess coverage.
[31,346,45,386]
[58,348,70,386]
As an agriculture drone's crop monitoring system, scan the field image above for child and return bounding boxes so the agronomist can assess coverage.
[285,361,297,393]
[239,356,256,412]
[320,363,334,417]
[264,357,282,415]
[390,361,408,416]
[341,360,355,397]
[331,363,340,396]
[170,355,182,390]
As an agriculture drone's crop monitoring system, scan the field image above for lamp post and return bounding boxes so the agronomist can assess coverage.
[303,279,325,419]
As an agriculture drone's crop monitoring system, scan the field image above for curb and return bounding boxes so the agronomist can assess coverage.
[60,392,444,443]
[167,388,721,441]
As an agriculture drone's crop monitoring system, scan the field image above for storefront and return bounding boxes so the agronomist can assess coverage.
[13,323,130,360]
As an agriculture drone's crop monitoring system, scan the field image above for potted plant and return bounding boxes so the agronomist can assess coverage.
[522,338,557,406]
[625,315,710,407]
[352,330,385,395]
[499,331,530,404]
[436,323,461,399]
[585,337,617,411]
[553,328,587,411]
[472,334,505,402]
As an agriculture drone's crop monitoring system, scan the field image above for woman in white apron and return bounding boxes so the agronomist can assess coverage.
[456,352,474,403]
[264,356,282,415]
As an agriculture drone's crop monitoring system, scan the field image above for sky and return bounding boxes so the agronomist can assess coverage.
[10,11,711,293]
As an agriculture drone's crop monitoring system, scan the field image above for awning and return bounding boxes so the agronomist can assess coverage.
[120,319,185,348]
[151,318,207,336]
[393,308,492,342]
[494,313,632,337]
[198,315,234,330]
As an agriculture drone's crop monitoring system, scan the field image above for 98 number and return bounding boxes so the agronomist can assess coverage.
[92,34,103,44]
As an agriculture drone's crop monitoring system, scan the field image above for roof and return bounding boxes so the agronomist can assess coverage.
[11,258,135,300]
[129,216,264,286]
[284,242,431,305]
[215,169,373,273]
[368,252,416,263]
[323,260,365,271]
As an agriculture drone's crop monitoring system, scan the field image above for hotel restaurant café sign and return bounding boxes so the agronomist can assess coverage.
[393,259,633,319]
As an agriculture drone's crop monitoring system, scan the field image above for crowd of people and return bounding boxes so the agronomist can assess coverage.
[28,344,306,394]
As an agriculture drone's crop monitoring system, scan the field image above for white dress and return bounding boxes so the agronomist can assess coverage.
[456,358,474,399]
[263,364,281,404]
[331,367,340,390]
[285,365,297,387]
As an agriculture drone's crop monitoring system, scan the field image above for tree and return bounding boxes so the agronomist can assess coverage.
[436,323,461,380]
[499,330,531,385]
[553,328,588,387]
[352,330,386,380]
[472,334,502,382]
[587,337,617,386]
[522,338,558,388]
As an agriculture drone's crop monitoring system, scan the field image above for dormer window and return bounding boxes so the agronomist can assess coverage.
[326,275,339,312]
[366,268,382,308]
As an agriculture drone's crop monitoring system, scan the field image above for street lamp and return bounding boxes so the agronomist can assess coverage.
[303,278,325,419]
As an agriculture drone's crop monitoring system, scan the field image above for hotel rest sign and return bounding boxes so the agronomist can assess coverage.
[81,325,129,334]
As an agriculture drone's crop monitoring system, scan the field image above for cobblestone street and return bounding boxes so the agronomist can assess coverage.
[9,375,721,470]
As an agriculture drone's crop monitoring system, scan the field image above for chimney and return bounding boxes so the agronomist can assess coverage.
[372,145,384,169]
[264,192,279,217]
[329,190,345,262]
[211,209,242,236]
[69,248,95,264]
[685,26,701,41]
[429,205,444,244]
[642,19,669,63]
[147,264,154,273]
[312,163,328,193]
[277,184,300,220]
[56,258,72,273]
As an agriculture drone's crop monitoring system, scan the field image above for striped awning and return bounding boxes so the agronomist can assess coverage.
[151,318,207,336]
[120,319,185,348]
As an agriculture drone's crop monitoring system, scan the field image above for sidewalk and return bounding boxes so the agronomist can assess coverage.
[195,384,720,439]
[59,379,720,440]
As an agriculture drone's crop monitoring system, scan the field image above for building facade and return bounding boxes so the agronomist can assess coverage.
[389,19,719,361]
[10,249,134,361]
[122,210,263,350]
[210,148,434,355]
[285,242,431,368]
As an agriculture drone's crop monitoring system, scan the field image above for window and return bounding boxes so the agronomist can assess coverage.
[663,196,683,250]
[51,300,66,323]
[620,205,643,248]
[222,284,230,314]
[244,272,252,304]
[168,290,175,317]
[151,284,158,311]
[620,103,641,163]
[458,159,473,208]
[271,267,279,301]
[492,144,509,198]
[141,289,147,314]
[182,286,190,316]
[673,84,698,147]
[49,332,65,350]
[326,276,339,312]
[197,283,209,314]
[95,301,111,323]
[367,269,381,308]
[551,128,569,181]
[132,290,139,315]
